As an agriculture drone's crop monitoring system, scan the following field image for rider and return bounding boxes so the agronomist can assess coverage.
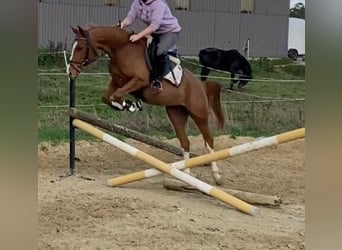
[120,0,181,94]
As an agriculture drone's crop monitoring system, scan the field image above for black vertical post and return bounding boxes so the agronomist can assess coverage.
[69,78,76,175]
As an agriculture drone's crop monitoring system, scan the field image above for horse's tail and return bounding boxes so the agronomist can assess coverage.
[204,81,225,129]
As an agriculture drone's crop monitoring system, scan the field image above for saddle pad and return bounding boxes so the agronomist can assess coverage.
[163,63,183,87]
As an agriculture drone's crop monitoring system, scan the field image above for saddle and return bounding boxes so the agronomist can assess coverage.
[111,36,183,113]
[145,36,183,87]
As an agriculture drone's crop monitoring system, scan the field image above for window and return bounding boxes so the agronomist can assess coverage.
[241,0,254,14]
[175,0,190,11]
[104,0,120,6]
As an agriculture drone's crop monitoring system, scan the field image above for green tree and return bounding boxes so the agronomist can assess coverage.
[290,3,305,19]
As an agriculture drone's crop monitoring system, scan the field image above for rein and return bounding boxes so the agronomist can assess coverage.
[69,37,98,73]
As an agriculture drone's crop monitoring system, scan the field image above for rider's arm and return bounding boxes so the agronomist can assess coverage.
[149,1,167,31]
[134,25,154,40]
[121,0,139,28]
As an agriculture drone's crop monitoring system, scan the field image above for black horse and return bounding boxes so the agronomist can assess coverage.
[199,48,252,90]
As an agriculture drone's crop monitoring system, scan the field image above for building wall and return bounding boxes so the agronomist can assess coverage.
[38,0,290,57]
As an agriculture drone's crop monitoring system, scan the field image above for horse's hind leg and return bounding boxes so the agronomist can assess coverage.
[230,60,242,90]
[200,67,210,81]
[230,73,238,90]
[165,106,192,174]
[238,71,248,89]
[191,115,222,185]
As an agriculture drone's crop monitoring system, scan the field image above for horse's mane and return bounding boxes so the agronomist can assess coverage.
[86,24,115,30]
[85,24,133,39]
[85,23,97,30]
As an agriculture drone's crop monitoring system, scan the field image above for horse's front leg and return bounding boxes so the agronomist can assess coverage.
[102,79,119,108]
[110,77,146,108]
[102,77,137,111]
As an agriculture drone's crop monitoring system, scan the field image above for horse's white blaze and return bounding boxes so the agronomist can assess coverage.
[66,64,71,75]
[70,41,78,61]
[67,41,78,75]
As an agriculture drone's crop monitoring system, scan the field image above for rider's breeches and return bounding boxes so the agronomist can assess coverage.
[154,32,180,56]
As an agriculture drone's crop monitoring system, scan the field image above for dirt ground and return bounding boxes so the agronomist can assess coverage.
[38,134,305,250]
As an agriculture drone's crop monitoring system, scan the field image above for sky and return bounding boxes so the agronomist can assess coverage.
[290,0,305,8]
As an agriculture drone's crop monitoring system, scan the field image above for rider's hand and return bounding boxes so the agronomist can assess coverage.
[120,19,129,29]
[129,34,140,43]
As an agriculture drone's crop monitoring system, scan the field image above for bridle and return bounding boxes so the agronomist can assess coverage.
[69,37,98,73]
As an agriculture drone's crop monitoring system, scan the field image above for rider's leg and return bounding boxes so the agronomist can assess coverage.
[151,32,180,94]
[151,52,168,92]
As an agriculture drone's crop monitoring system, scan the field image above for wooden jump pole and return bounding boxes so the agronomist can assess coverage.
[69,108,198,158]
[107,128,305,187]
[72,119,258,216]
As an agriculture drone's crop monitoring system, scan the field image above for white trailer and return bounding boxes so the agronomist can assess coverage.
[288,17,305,60]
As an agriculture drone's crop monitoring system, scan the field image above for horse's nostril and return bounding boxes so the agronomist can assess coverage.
[69,71,75,80]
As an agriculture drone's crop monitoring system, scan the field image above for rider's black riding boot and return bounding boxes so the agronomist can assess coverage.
[151,52,168,95]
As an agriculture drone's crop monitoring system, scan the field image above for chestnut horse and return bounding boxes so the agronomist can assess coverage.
[67,25,225,185]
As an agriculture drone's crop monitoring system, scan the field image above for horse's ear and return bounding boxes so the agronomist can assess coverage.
[70,26,79,35]
[77,25,88,38]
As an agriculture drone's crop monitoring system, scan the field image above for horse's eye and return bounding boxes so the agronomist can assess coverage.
[76,47,83,51]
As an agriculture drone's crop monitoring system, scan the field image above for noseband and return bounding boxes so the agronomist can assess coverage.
[69,37,98,73]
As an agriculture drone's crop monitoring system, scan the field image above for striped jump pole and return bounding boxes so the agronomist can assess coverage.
[107,128,305,187]
[72,119,258,216]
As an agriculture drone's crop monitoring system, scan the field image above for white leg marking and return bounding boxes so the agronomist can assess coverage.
[183,151,191,174]
[205,142,222,185]
[111,100,126,110]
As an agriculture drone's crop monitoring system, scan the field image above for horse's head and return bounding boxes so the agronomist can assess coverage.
[67,26,98,79]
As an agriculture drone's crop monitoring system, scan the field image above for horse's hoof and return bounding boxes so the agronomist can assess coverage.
[127,104,137,113]
[213,174,223,186]
[111,100,125,110]
[136,100,143,111]
[126,101,143,113]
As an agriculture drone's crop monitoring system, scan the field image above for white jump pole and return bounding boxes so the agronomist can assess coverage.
[72,119,258,216]
[107,128,305,187]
